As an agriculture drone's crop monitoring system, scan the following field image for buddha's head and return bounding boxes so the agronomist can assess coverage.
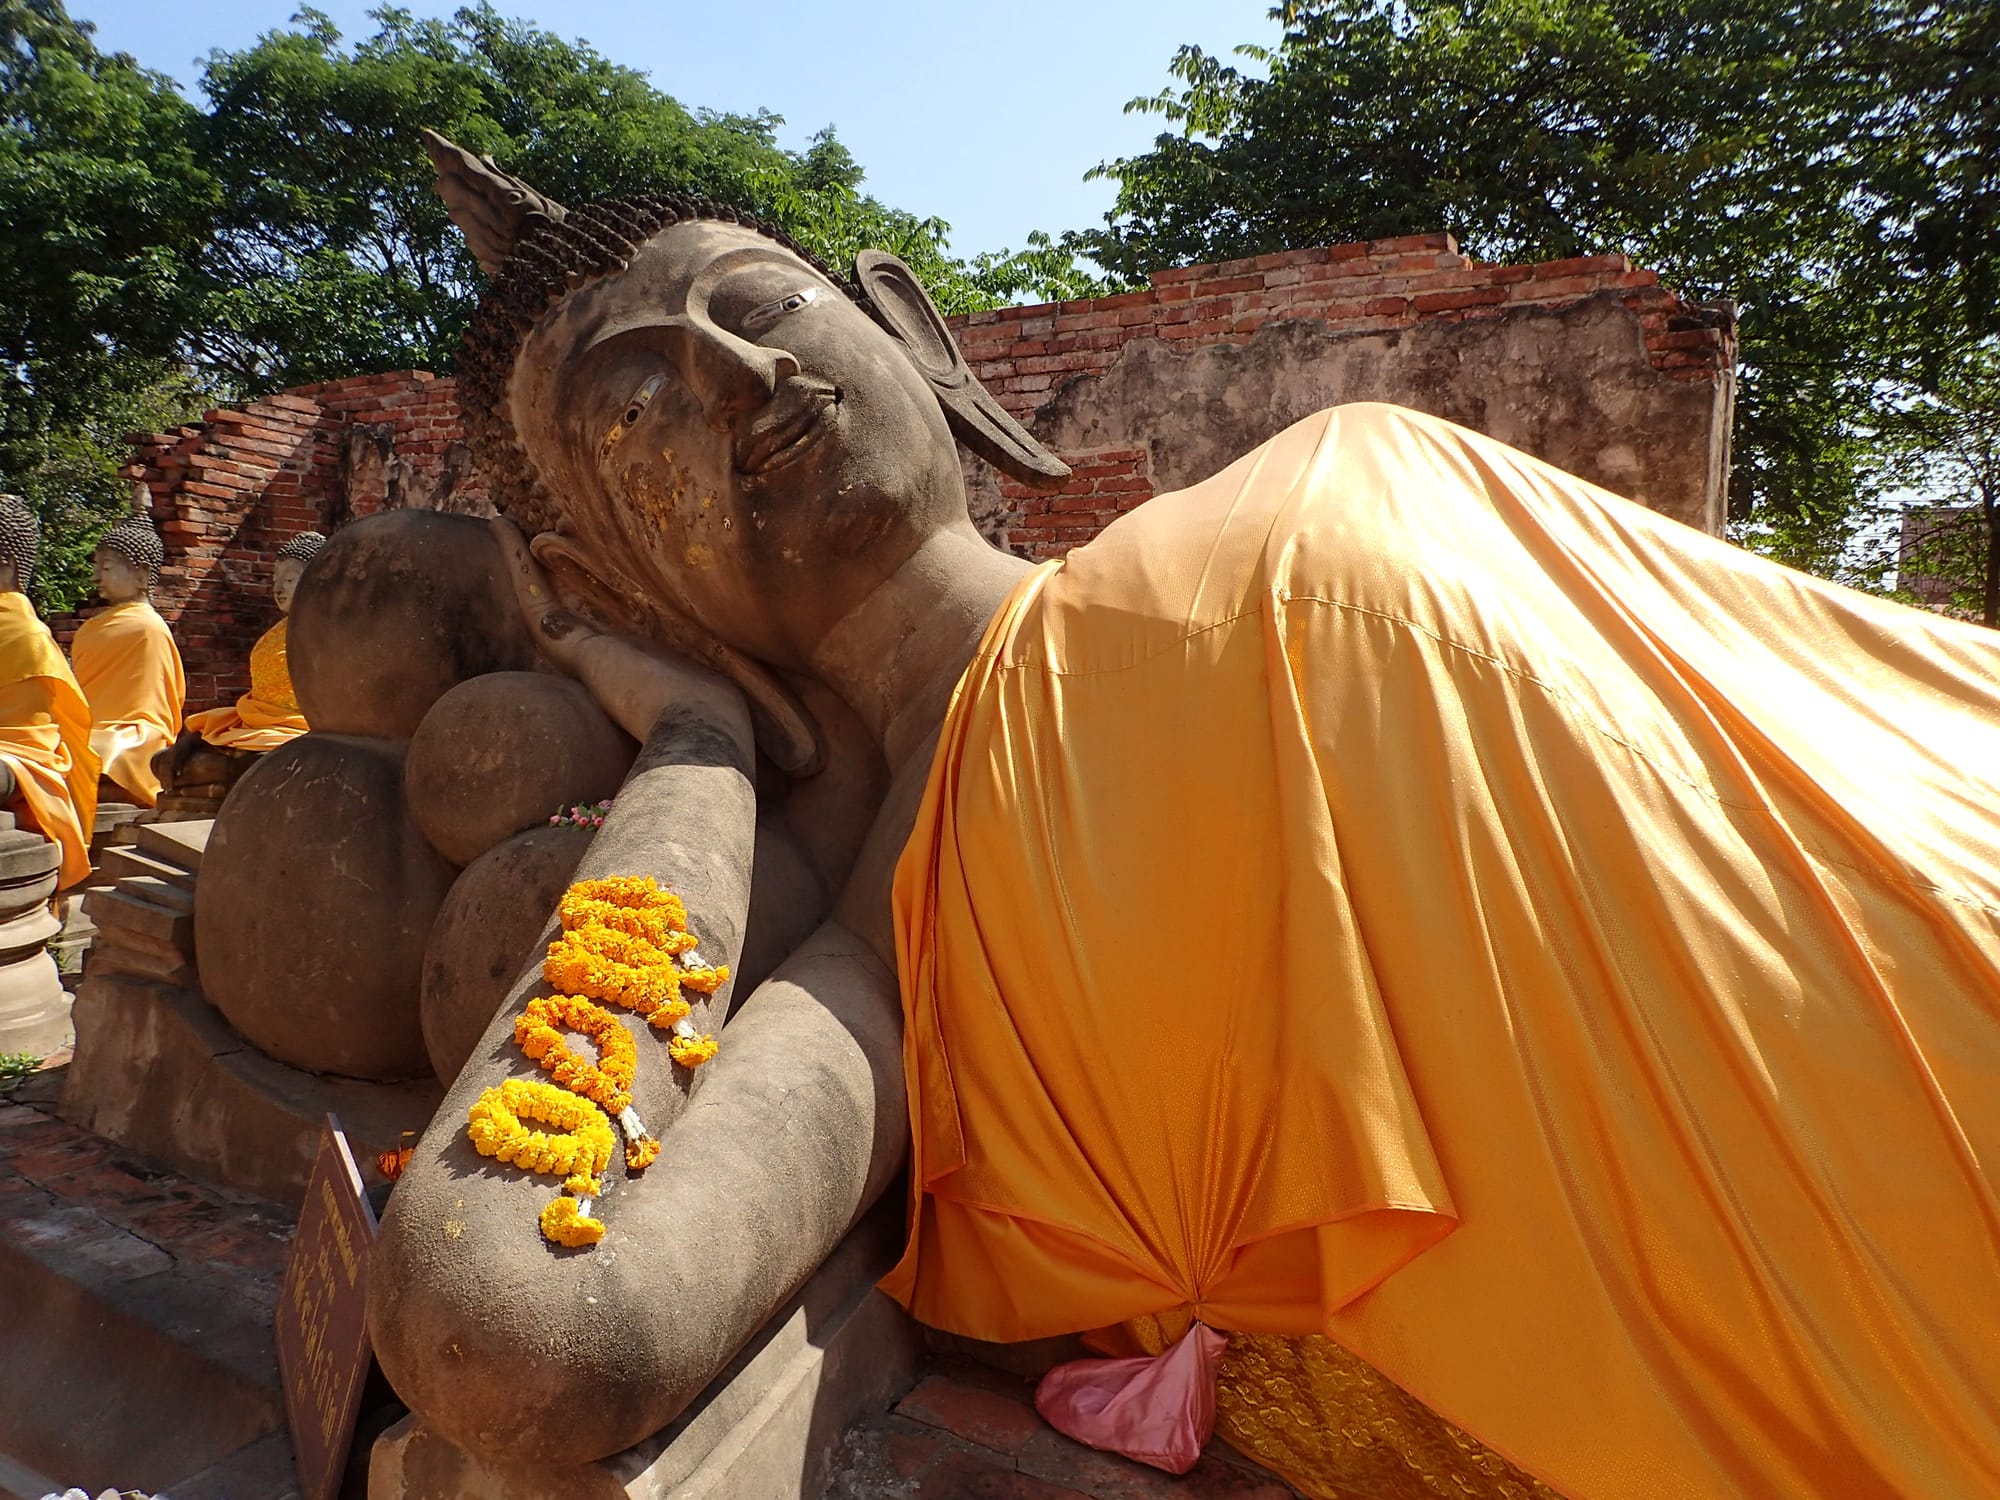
[273,530,326,615]
[0,496,36,597]
[94,514,162,605]
[429,132,1067,675]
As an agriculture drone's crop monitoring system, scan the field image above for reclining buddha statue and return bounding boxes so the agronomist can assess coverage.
[350,133,2000,1500]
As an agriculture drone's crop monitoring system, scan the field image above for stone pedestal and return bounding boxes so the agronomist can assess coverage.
[369,1202,921,1500]
[49,798,150,976]
[0,812,68,1056]
[57,819,443,1208]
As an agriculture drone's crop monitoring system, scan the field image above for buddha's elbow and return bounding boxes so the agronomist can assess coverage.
[365,1160,715,1466]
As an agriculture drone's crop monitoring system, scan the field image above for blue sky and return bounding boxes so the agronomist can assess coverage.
[71,0,1278,261]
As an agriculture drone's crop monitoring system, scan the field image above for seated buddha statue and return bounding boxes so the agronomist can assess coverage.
[0,496,97,889]
[336,133,2000,1500]
[163,531,322,807]
[70,511,184,809]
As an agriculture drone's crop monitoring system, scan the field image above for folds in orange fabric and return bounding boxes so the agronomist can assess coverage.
[886,403,2000,1499]
[0,593,98,887]
[71,598,184,806]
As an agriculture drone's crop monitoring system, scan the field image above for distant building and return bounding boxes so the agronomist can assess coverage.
[1897,503,1986,614]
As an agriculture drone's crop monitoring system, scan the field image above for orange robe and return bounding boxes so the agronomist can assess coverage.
[886,404,2000,1499]
[72,598,185,807]
[0,592,99,888]
[184,616,308,751]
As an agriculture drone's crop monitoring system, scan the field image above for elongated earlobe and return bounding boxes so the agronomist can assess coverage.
[853,250,1070,490]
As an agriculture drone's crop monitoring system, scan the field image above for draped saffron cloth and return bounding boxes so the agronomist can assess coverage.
[184,617,308,752]
[71,598,185,807]
[884,404,2000,1499]
[0,592,98,888]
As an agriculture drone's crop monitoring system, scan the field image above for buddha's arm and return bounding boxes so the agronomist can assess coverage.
[367,736,914,1466]
[566,627,746,747]
[369,690,769,1459]
[368,715,925,1468]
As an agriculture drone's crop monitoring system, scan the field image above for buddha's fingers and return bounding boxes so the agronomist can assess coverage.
[368,922,907,1467]
[488,515,590,671]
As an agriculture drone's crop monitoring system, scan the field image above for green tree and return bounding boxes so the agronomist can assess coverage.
[0,0,216,608]
[1074,0,1999,585]
[1880,350,2000,625]
[193,5,1105,385]
[2,2,1101,600]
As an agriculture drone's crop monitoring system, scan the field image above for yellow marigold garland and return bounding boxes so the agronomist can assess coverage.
[515,995,636,1113]
[467,872,730,1248]
[466,1078,615,1179]
[544,923,690,1021]
[558,876,689,944]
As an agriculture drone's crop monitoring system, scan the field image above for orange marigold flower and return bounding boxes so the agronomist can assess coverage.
[625,1136,661,1171]
[668,1031,720,1068]
[539,1195,606,1248]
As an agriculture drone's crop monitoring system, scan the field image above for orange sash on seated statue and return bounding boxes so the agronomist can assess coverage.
[0,593,98,888]
[886,403,2000,1499]
[184,616,308,752]
[72,597,185,806]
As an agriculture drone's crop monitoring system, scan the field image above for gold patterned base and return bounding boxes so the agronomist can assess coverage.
[1120,1315,1560,1500]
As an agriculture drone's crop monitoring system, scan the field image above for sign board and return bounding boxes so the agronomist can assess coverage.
[275,1115,379,1500]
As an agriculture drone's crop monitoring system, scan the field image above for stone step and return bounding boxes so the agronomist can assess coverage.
[79,888,192,956]
[92,803,144,838]
[0,1099,301,1498]
[98,846,196,895]
[112,874,197,917]
[134,820,211,876]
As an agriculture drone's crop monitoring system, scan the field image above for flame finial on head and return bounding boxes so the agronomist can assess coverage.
[420,129,568,279]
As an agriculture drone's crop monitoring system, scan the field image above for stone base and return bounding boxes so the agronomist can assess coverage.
[55,817,440,1208]
[369,1202,921,1500]
[0,1097,298,1500]
[147,779,235,826]
[58,972,441,1209]
[0,950,67,1057]
[0,809,66,1058]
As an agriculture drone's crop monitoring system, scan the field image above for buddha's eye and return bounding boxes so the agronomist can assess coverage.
[601,373,665,459]
[741,285,820,334]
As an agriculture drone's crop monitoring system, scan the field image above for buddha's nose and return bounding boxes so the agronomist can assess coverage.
[685,322,801,432]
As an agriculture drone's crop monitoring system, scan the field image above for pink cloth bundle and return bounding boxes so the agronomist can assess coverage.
[1033,1324,1230,1474]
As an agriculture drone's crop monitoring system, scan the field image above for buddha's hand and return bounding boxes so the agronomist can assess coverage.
[491,517,598,675]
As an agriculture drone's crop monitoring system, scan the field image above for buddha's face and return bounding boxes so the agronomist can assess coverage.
[92,545,145,604]
[273,557,306,615]
[511,220,968,669]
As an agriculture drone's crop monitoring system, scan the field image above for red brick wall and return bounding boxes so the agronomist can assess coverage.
[95,371,484,712]
[947,233,1734,557]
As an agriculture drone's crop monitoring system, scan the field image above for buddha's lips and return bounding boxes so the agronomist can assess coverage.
[736,382,839,477]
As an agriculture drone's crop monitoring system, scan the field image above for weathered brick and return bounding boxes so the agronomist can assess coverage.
[1533,252,1632,278]
[1412,286,1509,313]
[1193,274,1263,296]
[1369,231,1458,255]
